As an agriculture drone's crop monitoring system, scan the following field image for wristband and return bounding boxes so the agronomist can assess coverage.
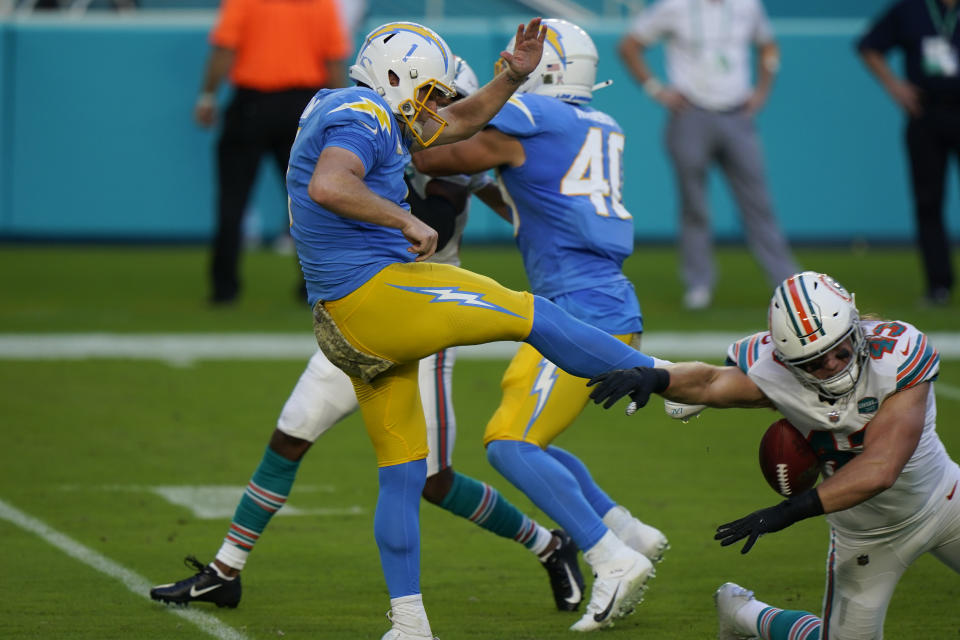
[762,55,780,74]
[651,368,670,394]
[642,77,664,98]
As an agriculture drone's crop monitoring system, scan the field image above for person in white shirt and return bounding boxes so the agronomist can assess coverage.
[618,0,798,310]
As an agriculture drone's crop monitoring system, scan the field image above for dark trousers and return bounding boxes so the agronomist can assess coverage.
[905,101,960,296]
[210,87,317,301]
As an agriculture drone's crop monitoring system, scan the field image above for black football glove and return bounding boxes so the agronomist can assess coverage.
[587,367,670,411]
[715,489,824,554]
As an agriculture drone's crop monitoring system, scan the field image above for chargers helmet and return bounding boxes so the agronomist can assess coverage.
[349,22,456,146]
[452,55,479,98]
[495,18,601,104]
[768,272,868,399]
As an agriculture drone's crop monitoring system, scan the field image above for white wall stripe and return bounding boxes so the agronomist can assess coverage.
[0,497,250,640]
[0,333,958,363]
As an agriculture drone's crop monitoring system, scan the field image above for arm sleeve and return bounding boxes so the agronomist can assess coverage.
[626,0,675,44]
[857,1,903,54]
[752,0,775,45]
[210,0,245,48]
[319,0,351,60]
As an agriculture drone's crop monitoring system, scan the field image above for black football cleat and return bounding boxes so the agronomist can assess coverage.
[541,529,585,612]
[150,555,241,608]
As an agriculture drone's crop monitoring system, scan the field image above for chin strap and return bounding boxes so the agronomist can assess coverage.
[592,79,613,91]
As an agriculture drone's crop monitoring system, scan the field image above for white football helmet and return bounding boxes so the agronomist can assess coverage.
[768,272,868,399]
[452,55,479,98]
[495,18,602,104]
[349,22,456,146]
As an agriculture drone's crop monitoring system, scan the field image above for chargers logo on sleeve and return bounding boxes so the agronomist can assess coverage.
[329,98,393,134]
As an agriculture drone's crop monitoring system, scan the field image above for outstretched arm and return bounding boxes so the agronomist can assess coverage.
[589,361,772,411]
[425,18,546,146]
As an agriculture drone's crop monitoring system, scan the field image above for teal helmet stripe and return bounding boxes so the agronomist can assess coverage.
[796,275,826,338]
[777,283,808,347]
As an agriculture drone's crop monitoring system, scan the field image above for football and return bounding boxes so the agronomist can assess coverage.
[758,418,820,497]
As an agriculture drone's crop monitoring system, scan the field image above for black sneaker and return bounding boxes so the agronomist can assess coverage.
[540,529,585,612]
[149,556,241,608]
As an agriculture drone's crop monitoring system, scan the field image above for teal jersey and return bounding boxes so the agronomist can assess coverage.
[287,86,413,305]
[489,93,641,333]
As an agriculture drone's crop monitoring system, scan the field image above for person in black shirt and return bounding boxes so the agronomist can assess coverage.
[858,0,960,307]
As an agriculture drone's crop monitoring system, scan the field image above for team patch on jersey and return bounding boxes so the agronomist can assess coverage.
[857,397,878,414]
[386,284,526,318]
[329,97,392,134]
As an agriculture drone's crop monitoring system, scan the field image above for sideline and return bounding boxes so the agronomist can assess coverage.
[2,332,958,365]
[0,497,250,640]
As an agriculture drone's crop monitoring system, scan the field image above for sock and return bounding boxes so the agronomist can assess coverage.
[376,459,427,598]
[546,446,616,517]
[438,471,553,554]
[582,529,629,568]
[215,445,301,570]
[486,439,607,552]
[388,593,432,636]
[757,607,821,640]
[525,296,654,378]
[208,563,237,580]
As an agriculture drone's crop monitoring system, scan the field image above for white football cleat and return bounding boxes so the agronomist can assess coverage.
[664,399,707,423]
[714,582,759,640]
[603,506,670,564]
[570,548,654,632]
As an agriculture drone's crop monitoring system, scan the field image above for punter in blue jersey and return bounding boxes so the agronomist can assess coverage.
[285,20,667,639]
[412,19,667,633]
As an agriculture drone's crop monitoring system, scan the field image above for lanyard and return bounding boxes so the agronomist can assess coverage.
[690,0,732,52]
[925,0,958,39]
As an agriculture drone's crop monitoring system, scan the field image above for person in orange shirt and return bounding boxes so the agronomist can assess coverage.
[196,0,351,305]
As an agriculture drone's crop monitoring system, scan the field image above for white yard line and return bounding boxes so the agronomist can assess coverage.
[0,332,958,364]
[937,382,960,403]
[0,497,251,640]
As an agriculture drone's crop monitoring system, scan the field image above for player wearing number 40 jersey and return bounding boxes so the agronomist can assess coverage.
[587,271,960,640]
[415,19,668,634]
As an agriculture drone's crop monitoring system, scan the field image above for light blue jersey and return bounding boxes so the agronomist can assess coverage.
[488,93,641,334]
[287,87,414,305]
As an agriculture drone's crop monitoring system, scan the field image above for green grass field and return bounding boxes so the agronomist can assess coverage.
[1,245,958,639]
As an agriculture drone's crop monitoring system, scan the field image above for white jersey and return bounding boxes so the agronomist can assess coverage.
[728,320,946,535]
[406,167,494,267]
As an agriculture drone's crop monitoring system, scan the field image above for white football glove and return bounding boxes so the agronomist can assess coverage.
[663,400,706,423]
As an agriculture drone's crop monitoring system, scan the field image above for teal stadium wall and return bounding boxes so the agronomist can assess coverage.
[0,12,957,244]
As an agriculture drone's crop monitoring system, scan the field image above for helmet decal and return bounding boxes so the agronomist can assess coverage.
[363,23,450,73]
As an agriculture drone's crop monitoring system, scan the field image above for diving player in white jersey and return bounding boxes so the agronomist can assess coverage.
[413,19,668,633]
[150,57,586,616]
[263,20,669,640]
[587,271,960,640]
